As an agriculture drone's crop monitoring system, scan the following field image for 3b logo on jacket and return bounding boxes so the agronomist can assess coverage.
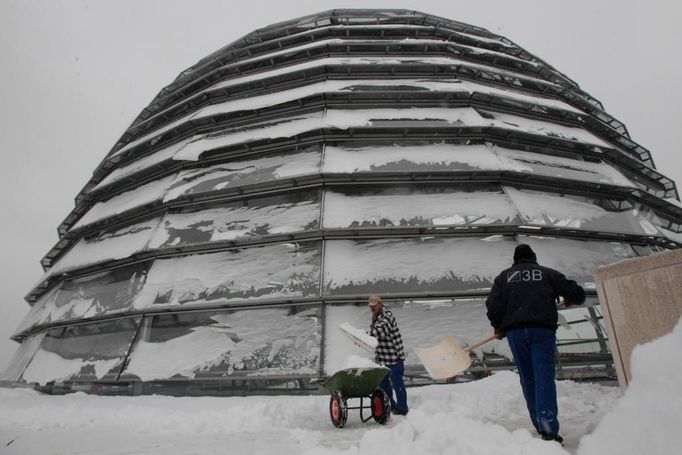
[507,269,543,283]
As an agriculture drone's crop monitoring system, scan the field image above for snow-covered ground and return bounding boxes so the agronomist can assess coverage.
[1,319,679,455]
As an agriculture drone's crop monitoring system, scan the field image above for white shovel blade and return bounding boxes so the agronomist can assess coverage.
[415,336,472,380]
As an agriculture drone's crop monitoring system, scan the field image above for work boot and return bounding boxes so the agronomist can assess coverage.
[540,432,564,445]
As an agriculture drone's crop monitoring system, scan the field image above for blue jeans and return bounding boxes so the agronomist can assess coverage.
[506,327,559,435]
[379,360,408,414]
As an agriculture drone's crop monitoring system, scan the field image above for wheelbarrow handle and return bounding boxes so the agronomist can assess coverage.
[463,334,498,352]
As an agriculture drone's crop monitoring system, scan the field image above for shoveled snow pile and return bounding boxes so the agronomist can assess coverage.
[0,319,679,455]
[341,355,382,369]
[577,317,682,455]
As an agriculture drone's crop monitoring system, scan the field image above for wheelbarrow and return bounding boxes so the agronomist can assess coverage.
[322,367,391,428]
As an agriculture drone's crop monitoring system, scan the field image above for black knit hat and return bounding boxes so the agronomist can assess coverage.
[513,244,537,263]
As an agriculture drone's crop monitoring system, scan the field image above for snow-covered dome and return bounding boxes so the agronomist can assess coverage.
[4,9,681,394]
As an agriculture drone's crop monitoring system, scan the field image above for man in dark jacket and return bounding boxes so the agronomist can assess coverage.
[369,294,408,415]
[486,244,585,444]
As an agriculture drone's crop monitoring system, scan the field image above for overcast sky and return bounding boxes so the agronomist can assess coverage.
[1,0,680,370]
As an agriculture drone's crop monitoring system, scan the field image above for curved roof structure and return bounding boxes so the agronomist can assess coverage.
[4,9,680,394]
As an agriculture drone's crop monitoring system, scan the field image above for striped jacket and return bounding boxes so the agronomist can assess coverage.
[369,308,406,365]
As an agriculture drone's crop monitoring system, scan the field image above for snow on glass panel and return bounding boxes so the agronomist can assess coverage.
[322,143,504,173]
[21,318,140,385]
[519,235,637,290]
[322,185,521,228]
[149,191,320,248]
[477,109,611,147]
[71,175,177,231]
[163,148,322,202]
[323,236,517,295]
[123,306,320,381]
[132,242,321,310]
[45,217,161,279]
[208,57,558,94]
[504,187,663,236]
[0,332,45,382]
[168,107,604,162]
[324,299,501,373]
[93,140,190,192]
[491,145,635,187]
[114,78,581,164]
[15,263,150,335]
[170,114,318,161]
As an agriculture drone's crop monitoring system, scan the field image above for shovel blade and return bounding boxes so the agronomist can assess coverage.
[415,336,472,380]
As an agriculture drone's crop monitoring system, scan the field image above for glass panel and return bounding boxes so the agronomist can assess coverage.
[164,147,322,202]
[556,305,608,354]
[172,114,322,161]
[478,109,611,147]
[492,145,635,187]
[133,242,321,310]
[0,332,45,382]
[46,217,160,279]
[94,140,189,191]
[323,236,517,295]
[123,306,321,381]
[20,318,140,385]
[323,185,521,228]
[323,143,502,173]
[504,187,663,236]
[72,174,177,230]
[209,57,556,93]
[119,79,581,161]
[149,191,320,248]
[660,226,682,244]
[324,298,501,373]
[15,262,151,335]
[519,235,637,290]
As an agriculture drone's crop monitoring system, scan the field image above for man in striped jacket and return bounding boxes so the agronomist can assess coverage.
[368,294,408,415]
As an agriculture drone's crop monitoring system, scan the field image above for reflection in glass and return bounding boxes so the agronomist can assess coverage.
[0,332,45,382]
[556,306,607,354]
[149,192,320,248]
[16,263,150,335]
[163,147,322,202]
[133,242,321,309]
[505,187,663,236]
[323,236,516,295]
[124,306,320,380]
[324,299,502,373]
[323,186,521,228]
[519,235,637,290]
[21,318,140,385]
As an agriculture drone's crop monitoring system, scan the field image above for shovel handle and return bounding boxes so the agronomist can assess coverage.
[463,334,498,352]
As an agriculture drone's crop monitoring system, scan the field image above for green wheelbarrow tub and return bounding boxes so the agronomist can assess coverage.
[322,367,390,398]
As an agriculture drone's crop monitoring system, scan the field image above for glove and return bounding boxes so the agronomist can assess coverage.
[494,328,505,340]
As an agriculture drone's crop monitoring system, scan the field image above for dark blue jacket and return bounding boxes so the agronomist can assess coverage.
[486,259,585,332]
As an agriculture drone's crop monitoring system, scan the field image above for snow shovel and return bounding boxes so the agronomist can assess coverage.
[415,334,497,380]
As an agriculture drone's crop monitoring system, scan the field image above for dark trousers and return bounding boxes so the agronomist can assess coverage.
[379,360,408,414]
[506,327,559,435]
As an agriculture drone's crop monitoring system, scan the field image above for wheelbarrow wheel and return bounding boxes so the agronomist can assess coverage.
[371,389,391,424]
[329,391,348,428]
